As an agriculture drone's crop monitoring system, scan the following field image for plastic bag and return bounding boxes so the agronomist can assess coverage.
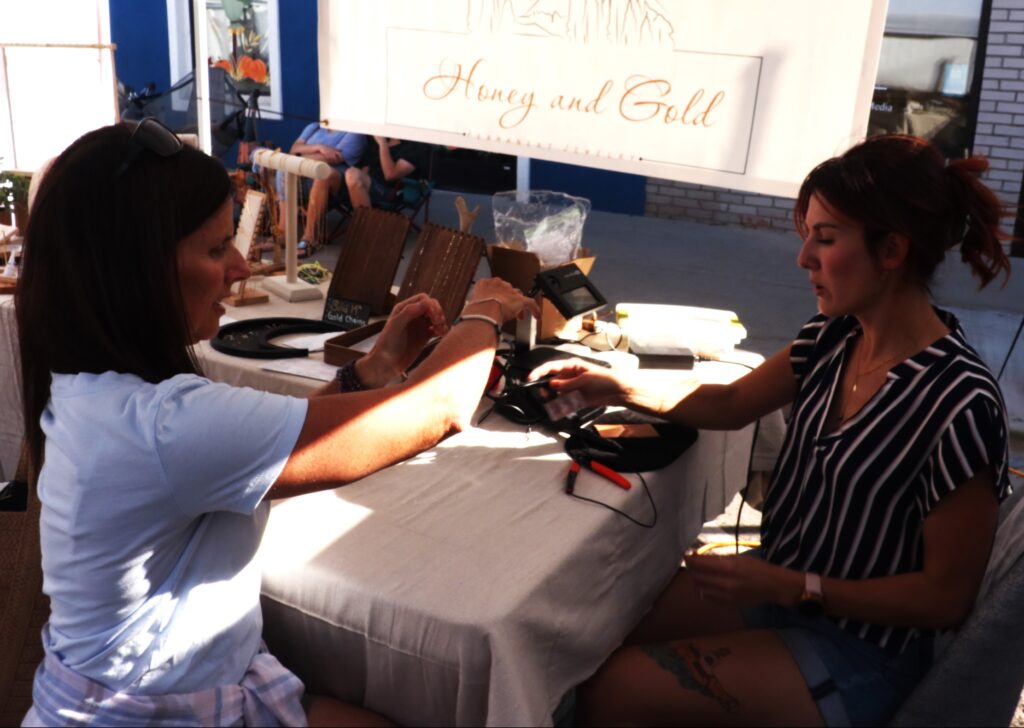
[492,190,591,269]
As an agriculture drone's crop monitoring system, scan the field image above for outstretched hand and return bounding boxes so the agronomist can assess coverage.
[465,277,541,322]
[358,293,447,387]
[527,358,627,409]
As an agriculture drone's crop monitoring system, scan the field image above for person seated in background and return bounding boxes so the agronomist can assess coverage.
[18,117,537,727]
[276,123,368,257]
[530,134,1012,727]
[344,135,432,210]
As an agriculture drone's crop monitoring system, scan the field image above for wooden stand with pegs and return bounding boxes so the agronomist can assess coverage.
[224,189,270,307]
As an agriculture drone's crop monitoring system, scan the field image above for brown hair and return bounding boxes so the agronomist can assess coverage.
[794,134,1012,290]
[16,123,231,470]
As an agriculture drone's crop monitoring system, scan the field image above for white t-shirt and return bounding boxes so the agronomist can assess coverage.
[37,371,307,694]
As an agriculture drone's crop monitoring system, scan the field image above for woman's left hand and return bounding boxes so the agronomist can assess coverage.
[684,552,800,608]
[356,293,447,388]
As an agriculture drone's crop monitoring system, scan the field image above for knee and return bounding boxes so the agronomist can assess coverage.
[345,166,368,190]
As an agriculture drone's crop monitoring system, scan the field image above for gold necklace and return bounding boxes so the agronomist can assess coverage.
[841,344,908,421]
[850,348,902,393]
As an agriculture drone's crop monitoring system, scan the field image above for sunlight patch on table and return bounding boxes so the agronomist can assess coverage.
[263,493,372,566]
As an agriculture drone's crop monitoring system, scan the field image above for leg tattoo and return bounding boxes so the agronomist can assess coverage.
[641,642,740,713]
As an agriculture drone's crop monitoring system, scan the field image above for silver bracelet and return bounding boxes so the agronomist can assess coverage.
[463,297,505,318]
[454,314,502,344]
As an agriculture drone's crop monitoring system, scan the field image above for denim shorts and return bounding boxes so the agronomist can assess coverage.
[741,601,932,726]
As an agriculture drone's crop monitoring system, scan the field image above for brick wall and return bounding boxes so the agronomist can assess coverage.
[974,0,1024,207]
[646,1,1024,230]
[644,180,795,234]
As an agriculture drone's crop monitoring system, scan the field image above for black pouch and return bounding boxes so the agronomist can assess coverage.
[0,479,28,512]
[565,410,698,472]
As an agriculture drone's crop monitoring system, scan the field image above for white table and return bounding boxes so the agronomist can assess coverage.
[193,286,784,727]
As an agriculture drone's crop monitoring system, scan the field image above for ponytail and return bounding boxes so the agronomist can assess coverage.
[796,135,1013,291]
[944,157,1012,288]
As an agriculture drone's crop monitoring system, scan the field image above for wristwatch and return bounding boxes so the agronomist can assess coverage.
[797,572,825,617]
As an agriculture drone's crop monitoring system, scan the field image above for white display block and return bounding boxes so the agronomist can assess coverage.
[262,277,324,303]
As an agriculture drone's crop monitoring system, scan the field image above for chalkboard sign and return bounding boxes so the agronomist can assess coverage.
[323,297,372,330]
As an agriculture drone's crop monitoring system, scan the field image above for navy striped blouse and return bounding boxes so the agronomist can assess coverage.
[761,310,1011,653]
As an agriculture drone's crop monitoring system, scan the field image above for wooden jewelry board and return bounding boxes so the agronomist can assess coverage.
[324,221,485,366]
[225,189,270,307]
[324,207,411,318]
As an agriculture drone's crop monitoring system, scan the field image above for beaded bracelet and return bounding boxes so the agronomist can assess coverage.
[454,313,502,344]
[336,360,365,392]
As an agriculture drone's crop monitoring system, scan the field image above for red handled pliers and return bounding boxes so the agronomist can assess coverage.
[565,456,632,494]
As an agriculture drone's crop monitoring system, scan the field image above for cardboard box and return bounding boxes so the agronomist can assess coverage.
[487,244,596,340]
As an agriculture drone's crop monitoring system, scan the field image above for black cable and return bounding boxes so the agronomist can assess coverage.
[694,355,763,554]
[996,314,1023,382]
[576,327,623,352]
[217,96,324,125]
[695,356,756,372]
[735,417,761,554]
[566,469,657,528]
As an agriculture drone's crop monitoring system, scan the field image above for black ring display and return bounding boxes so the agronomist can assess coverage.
[211,317,348,359]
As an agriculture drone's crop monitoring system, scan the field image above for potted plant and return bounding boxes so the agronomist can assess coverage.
[0,168,32,232]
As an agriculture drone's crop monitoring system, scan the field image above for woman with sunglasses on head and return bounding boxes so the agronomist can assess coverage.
[530,135,1012,726]
[17,119,537,727]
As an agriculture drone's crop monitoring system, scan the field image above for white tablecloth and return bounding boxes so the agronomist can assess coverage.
[259,403,761,727]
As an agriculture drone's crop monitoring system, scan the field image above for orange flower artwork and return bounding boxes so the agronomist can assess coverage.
[238,55,268,84]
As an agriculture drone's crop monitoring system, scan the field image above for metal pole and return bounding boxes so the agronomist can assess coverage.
[516,156,530,202]
[192,0,212,155]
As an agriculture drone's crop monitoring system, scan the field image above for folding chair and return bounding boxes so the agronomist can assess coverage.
[889,484,1024,727]
[328,146,437,240]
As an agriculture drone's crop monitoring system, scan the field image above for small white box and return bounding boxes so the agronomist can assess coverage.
[616,303,747,358]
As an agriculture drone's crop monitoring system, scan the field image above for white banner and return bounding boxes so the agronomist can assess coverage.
[320,1,888,197]
[0,0,118,173]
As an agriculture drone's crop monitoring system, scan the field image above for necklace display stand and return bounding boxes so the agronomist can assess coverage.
[250,149,330,302]
[225,189,270,307]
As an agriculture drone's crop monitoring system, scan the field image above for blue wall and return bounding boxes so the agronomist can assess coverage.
[108,0,645,214]
[110,0,171,93]
[532,160,645,216]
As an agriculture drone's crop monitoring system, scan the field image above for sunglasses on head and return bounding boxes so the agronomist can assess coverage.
[115,117,184,178]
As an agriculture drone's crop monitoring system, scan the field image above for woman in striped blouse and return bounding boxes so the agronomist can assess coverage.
[531,135,1012,726]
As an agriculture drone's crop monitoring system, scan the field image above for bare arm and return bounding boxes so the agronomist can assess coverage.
[373,136,416,181]
[531,345,797,431]
[687,467,999,630]
[267,280,539,499]
[289,137,344,165]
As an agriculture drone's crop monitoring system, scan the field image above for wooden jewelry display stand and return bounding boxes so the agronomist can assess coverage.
[224,189,270,307]
[250,149,330,302]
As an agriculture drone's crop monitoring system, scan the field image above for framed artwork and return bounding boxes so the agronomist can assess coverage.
[166,0,282,119]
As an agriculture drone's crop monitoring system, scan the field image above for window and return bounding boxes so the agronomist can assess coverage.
[868,0,986,158]
[166,0,281,119]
